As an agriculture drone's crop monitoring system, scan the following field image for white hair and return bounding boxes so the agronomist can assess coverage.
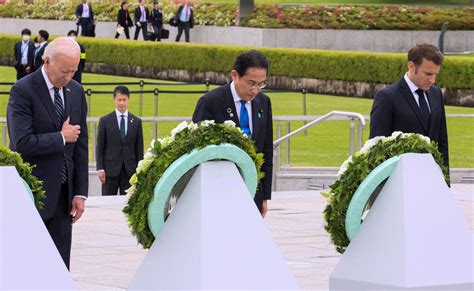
[43,36,80,61]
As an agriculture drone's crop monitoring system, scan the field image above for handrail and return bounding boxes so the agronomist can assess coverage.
[273,111,366,149]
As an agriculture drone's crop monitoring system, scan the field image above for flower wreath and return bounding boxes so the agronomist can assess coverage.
[123,120,264,249]
[322,132,449,254]
[0,146,45,209]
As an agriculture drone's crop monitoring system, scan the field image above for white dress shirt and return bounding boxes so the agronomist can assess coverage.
[230,81,253,134]
[20,41,29,65]
[116,109,129,135]
[140,5,146,22]
[81,3,90,18]
[404,73,431,113]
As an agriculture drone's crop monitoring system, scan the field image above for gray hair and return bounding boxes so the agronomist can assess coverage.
[43,36,80,61]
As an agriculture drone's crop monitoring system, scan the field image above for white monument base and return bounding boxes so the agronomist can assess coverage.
[128,161,298,290]
[330,154,473,290]
[0,166,75,290]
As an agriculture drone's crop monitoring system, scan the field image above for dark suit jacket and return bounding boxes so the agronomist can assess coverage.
[117,9,133,27]
[7,69,89,219]
[14,41,35,69]
[150,8,163,27]
[96,111,144,177]
[175,5,194,28]
[33,42,47,71]
[370,77,449,168]
[75,3,94,21]
[192,84,273,200]
[134,6,150,24]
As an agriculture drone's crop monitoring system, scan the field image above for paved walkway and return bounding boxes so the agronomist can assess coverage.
[71,184,473,290]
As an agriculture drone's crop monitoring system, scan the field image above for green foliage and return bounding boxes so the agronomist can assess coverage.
[2,33,472,90]
[122,121,263,249]
[0,146,46,209]
[323,133,449,254]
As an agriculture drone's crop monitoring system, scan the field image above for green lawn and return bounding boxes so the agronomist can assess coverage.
[195,0,470,5]
[1,66,473,168]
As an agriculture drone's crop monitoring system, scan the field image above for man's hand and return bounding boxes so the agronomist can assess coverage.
[61,117,81,143]
[260,200,268,218]
[98,171,106,184]
[70,197,85,224]
[25,66,31,73]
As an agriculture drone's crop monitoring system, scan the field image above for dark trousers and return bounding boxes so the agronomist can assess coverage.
[134,22,148,40]
[115,25,130,39]
[15,65,29,80]
[43,183,72,269]
[176,21,190,42]
[79,17,93,37]
[152,25,162,41]
[102,164,131,196]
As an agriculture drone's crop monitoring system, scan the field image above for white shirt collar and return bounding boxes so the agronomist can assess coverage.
[41,65,55,91]
[404,73,421,94]
[230,81,247,104]
[115,109,128,118]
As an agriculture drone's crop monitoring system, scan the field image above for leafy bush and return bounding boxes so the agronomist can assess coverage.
[0,1,472,30]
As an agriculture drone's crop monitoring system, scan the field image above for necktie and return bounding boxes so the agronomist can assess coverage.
[120,114,126,140]
[415,89,430,131]
[239,100,251,135]
[53,87,67,183]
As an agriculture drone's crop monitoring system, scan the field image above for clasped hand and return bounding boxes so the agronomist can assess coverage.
[61,117,81,143]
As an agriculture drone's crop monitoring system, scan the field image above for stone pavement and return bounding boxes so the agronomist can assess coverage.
[70,184,473,290]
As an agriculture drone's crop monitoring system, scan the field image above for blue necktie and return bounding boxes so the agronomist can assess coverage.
[239,100,251,135]
[53,87,67,183]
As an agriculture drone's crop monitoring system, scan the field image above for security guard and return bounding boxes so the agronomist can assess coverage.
[67,30,86,84]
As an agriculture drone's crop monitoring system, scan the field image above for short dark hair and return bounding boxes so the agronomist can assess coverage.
[113,86,130,98]
[408,43,444,66]
[67,30,78,37]
[21,28,31,36]
[121,1,128,9]
[232,50,269,77]
[38,30,49,41]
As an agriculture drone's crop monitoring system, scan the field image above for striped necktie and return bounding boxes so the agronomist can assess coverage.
[53,87,68,183]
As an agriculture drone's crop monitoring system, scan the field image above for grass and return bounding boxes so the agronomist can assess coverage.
[1,66,473,168]
[193,0,470,5]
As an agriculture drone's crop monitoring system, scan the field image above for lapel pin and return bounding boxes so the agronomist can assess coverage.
[230,113,234,117]
[227,108,233,117]
[258,109,263,118]
[130,118,134,123]
[65,88,70,92]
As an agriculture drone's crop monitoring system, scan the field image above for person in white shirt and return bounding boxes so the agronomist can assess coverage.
[13,28,35,80]
[175,0,194,42]
[75,0,95,37]
[133,0,150,41]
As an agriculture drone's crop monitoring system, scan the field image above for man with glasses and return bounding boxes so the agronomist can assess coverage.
[192,50,273,218]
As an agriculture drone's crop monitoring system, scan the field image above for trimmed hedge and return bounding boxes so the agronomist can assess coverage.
[1,33,472,89]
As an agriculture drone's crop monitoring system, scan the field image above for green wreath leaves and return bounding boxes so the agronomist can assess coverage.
[0,146,46,209]
[123,120,264,249]
[322,132,449,254]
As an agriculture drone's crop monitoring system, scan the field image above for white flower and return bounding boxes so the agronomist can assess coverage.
[416,134,431,144]
[201,120,215,127]
[150,138,156,148]
[144,150,154,160]
[125,184,136,197]
[391,131,403,138]
[161,136,174,147]
[136,158,153,174]
[129,173,137,185]
[224,120,236,127]
[187,122,198,131]
[360,136,383,154]
[337,155,352,177]
[171,121,188,137]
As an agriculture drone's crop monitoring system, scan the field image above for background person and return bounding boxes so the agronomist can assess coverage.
[150,1,163,42]
[134,0,150,41]
[75,0,95,37]
[192,50,273,217]
[7,37,89,269]
[96,86,144,196]
[67,30,86,84]
[175,0,194,43]
[13,28,35,80]
[115,1,133,39]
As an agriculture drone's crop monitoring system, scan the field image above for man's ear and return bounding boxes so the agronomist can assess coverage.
[230,70,239,81]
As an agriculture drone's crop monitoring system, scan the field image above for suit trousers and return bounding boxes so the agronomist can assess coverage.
[43,183,72,269]
[134,22,148,40]
[16,65,29,80]
[176,21,190,42]
[102,164,131,196]
[115,25,130,39]
[79,17,93,37]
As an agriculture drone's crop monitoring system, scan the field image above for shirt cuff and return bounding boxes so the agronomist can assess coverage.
[60,132,65,145]
[74,195,88,200]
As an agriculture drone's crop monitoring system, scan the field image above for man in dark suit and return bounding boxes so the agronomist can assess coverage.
[134,0,150,41]
[175,0,194,42]
[33,30,49,71]
[7,37,89,269]
[192,50,273,217]
[75,0,95,37]
[13,28,35,80]
[150,1,163,42]
[370,43,449,168]
[96,86,144,196]
[67,30,86,84]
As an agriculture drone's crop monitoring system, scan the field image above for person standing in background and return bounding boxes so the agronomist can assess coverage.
[96,86,144,196]
[150,1,163,42]
[115,1,133,39]
[13,28,35,80]
[66,30,86,84]
[75,0,95,37]
[134,0,149,41]
[175,0,194,43]
[33,30,49,71]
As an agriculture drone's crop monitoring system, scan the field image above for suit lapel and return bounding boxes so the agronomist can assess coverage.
[126,113,136,141]
[251,95,263,140]
[427,88,439,137]
[223,85,240,126]
[33,70,59,130]
[399,78,429,134]
[109,111,123,144]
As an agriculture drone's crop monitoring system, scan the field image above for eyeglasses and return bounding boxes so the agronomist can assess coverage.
[244,81,267,90]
